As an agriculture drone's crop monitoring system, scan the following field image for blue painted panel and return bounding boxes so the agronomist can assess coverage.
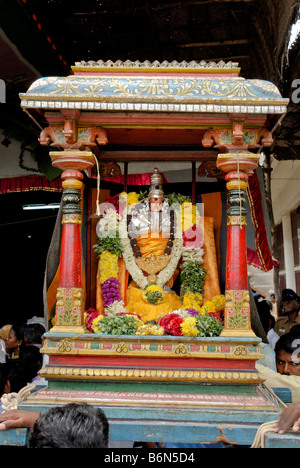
[272,388,293,404]
[265,433,300,449]
[0,428,28,447]
[109,419,258,446]
[23,76,288,106]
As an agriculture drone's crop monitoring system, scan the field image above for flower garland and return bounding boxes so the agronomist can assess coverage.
[93,314,143,335]
[119,205,184,291]
[180,203,207,301]
[142,285,165,305]
[101,277,121,308]
[84,293,225,337]
[158,295,225,337]
[98,251,119,284]
[182,291,203,313]
[92,190,224,338]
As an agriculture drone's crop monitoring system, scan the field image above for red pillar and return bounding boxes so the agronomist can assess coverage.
[217,153,260,337]
[50,151,95,333]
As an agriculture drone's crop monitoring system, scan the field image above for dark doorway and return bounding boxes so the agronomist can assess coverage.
[0,190,62,326]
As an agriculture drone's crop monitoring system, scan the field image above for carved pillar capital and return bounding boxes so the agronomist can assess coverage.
[39,125,108,150]
[202,124,273,153]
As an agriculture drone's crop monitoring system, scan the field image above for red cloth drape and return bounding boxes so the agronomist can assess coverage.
[103,172,169,185]
[247,171,273,272]
[0,175,62,194]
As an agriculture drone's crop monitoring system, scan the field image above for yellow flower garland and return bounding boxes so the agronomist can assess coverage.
[99,251,119,284]
[181,317,199,337]
[211,295,226,312]
[120,191,140,206]
[182,291,203,312]
[136,324,165,336]
[180,202,201,231]
[199,300,217,316]
[91,314,104,333]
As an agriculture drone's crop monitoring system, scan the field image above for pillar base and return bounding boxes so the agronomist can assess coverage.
[221,328,257,338]
[49,325,87,335]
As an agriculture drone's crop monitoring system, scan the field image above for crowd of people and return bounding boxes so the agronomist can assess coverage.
[0,321,47,410]
[1,289,300,447]
[255,289,300,398]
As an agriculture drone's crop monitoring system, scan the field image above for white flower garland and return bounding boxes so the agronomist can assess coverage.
[96,208,121,238]
[97,201,205,294]
[119,217,148,289]
[181,247,204,264]
[119,204,183,289]
[105,300,128,316]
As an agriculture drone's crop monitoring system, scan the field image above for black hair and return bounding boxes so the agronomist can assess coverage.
[5,360,28,393]
[27,403,109,448]
[24,323,46,345]
[275,329,300,356]
[290,325,300,336]
[0,363,9,396]
[11,323,26,342]
[10,323,26,357]
[21,346,43,383]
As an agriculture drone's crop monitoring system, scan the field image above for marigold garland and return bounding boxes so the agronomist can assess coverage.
[181,202,201,231]
[182,291,203,312]
[99,251,119,284]
[120,191,140,206]
[142,284,165,305]
[211,295,226,313]
[181,317,199,337]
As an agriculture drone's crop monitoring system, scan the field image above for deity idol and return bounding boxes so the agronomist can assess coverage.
[122,169,184,322]
[95,168,221,323]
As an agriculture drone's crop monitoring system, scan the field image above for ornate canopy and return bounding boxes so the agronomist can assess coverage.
[20,60,288,118]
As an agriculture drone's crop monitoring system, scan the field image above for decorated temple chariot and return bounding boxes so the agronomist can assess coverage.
[4,58,297,448]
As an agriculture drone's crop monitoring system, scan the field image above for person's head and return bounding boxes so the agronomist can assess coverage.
[270,293,276,303]
[27,403,109,448]
[22,346,43,383]
[290,325,300,336]
[24,323,46,347]
[0,360,27,396]
[0,325,12,342]
[275,331,300,376]
[281,289,300,316]
[5,323,25,357]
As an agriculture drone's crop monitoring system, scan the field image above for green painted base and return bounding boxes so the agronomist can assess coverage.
[46,379,258,395]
